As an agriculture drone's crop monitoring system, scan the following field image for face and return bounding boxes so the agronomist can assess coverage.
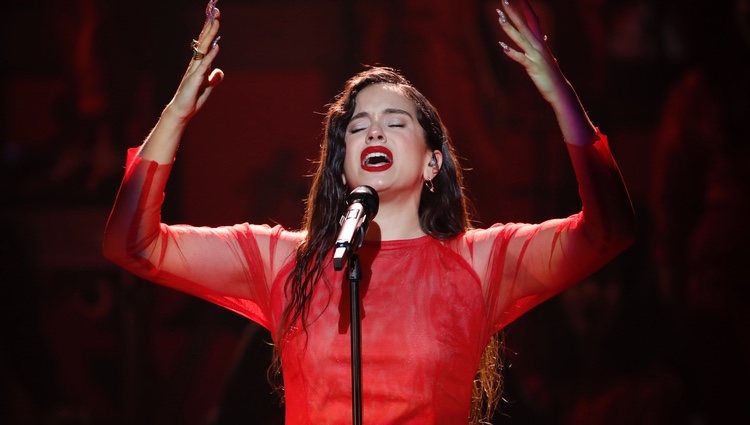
[343,84,438,200]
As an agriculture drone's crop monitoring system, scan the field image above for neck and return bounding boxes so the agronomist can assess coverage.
[366,195,424,241]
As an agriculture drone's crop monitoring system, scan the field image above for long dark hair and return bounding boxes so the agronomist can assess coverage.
[273,66,502,423]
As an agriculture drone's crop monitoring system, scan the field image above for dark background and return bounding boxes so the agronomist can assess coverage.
[2,0,749,423]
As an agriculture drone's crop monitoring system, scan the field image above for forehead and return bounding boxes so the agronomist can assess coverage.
[353,83,416,114]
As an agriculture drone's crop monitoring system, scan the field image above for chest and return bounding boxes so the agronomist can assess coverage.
[283,243,488,387]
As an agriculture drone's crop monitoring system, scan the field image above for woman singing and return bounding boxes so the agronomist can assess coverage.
[103,0,635,423]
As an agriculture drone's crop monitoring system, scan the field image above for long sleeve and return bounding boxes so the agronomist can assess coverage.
[102,149,301,330]
[457,131,635,332]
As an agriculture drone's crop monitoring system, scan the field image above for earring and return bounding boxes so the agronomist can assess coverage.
[424,178,435,193]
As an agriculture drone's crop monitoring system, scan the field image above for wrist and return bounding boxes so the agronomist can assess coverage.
[547,80,578,113]
[550,83,597,146]
[161,103,193,127]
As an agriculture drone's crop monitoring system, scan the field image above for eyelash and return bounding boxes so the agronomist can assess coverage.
[348,123,405,134]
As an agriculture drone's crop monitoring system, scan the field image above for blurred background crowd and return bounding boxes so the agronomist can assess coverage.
[1,0,748,423]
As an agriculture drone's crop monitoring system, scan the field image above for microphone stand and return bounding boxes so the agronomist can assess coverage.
[337,222,367,425]
[347,252,363,425]
[335,186,378,425]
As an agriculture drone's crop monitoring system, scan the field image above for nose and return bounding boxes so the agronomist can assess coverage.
[366,123,386,144]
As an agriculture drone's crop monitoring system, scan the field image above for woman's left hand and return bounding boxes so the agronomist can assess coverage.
[496,0,571,106]
[496,0,597,146]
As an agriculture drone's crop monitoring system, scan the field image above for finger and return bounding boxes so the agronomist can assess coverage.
[178,45,221,107]
[186,12,220,75]
[496,8,535,58]
[196,10,221,59]
[498,41,531,68]
[197,1,221,40]
[516,0,544,40]
[500,0,544,52]
[196,70,222,108]
[180,42,219,88]
[201,43,221,71]
[189,42,220,79]
[195,12,214,44]
[208,68,224,87]
[205,0,220,22]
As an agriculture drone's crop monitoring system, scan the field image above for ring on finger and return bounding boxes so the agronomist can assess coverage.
[191,39,206,60]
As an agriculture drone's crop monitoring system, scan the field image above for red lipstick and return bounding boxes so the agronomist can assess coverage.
[360,146,393,172]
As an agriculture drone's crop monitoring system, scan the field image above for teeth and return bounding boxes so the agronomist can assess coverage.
[363,152,391,166]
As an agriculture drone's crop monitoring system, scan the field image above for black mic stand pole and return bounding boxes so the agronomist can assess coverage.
[335,187,378,425]
[347,251,363,425]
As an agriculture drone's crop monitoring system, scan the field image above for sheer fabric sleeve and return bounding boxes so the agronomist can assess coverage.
[102,149,301,330]
[456,131,635,333]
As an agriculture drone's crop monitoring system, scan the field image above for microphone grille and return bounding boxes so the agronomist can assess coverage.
[347,185,379,218]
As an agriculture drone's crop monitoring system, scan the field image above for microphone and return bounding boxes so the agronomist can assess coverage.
[333,186,379,271]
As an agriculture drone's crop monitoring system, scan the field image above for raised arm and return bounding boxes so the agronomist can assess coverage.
[497,0,594,146]
[497,0,634,239]
[140,1,224,164]
[102,3,298,323]
[474,0,635,328]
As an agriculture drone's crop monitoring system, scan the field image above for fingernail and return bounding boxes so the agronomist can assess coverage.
[496,9,508,24]
[212,35,221,49]
[206,0,219,21]
[503,0,510,6]
[499,41,510,52]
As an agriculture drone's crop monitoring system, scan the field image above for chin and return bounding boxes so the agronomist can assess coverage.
[347,175,389,193]
[348,183,385,195]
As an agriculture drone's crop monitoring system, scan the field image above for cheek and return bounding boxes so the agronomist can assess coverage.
[342,145,357,180]
[342,163,353,184]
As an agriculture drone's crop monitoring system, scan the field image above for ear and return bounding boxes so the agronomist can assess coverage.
[423,150,443,180]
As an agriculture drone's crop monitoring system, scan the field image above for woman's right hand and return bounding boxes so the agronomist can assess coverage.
[165,2,224,123]
[137,1,223,164]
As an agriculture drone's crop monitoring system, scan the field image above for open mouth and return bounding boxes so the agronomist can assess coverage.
[360,146,393,172]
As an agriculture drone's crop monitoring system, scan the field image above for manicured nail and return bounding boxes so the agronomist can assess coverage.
[503,0,510,6]
[212,35,221,49]
[206,0,219,22]
[499,41,510,52]
[496,9,508,24]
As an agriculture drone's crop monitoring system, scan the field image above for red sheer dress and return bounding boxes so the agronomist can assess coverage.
[103,133,632,424]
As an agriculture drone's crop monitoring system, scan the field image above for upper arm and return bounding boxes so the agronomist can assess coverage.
[111,221,300,329]
[143,223,299,299]
[464,215,629,330]
[102,149,303,328]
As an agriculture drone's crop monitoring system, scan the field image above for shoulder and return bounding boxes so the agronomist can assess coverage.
[248,223,305,243]
[229,223,304,268]
[445,223,531,253]
[231,223,305,242]
[440,223,538,279]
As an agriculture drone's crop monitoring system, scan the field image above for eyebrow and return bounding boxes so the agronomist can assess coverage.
[350,108,414,121]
